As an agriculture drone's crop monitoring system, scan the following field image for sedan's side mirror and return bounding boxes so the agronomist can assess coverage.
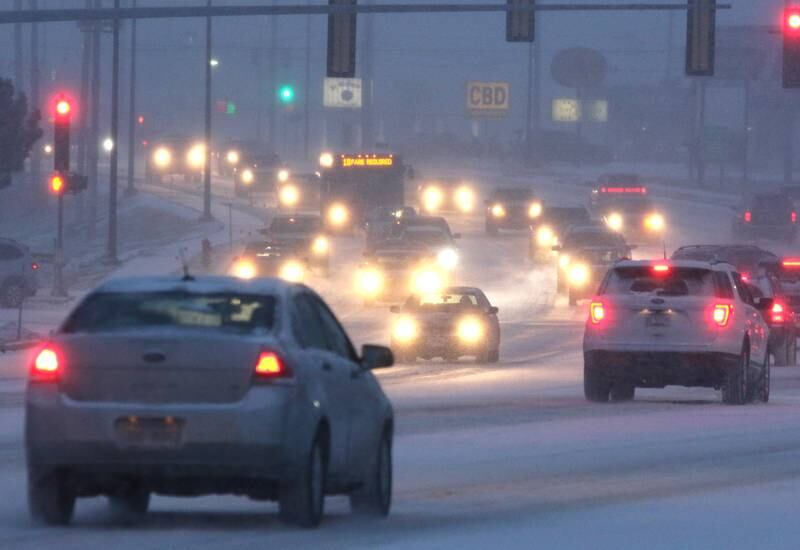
[389,305,401,314]
[361,344,394,370]
[453,233,462,239]
[487,306,499,315]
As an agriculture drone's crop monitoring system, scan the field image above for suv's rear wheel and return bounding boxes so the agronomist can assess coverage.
[28,468,75,526]
[279,434,325,528]
[722,347,749,405]
[350,429,392,517]
[584,366,611,402]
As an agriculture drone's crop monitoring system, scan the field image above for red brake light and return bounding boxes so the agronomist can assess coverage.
[590,301,606,324]
[31,262,39,271]
[744,211,752,223]
[771,302,786,325]
[32,347,60,381]
[740,273,750,282]
[793,212,797,223]
[254,351,287,379]
[712,304,732,327]
[783,258,800,268]
[652,263,670,274]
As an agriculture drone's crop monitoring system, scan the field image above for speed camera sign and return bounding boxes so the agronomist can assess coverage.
[324,77,363,109]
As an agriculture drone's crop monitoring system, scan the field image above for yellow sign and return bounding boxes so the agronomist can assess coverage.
[552,98,580,122]
[341,155,394,168]
[467,81,510,115]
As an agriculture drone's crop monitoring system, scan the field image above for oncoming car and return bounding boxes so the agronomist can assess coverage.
[25,276,395,527]
[529,205,591,261]
[277,173,322,212]
[145,137,206,184]
[389,287,500,363]
[234,151,285,198]
[417,177,478,215]
[590,182,666,239]
[583,260,771,405]
[485,187,542,235]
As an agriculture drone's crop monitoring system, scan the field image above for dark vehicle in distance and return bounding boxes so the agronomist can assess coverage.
[746,271,797,366]
[529,205,592,261]
[732,193,798,242]
[390,287,500,363]
[671,245,779,282]
[235,151,284,198]
[485,187,542,235]
[417,176,478,215]
[277,172,322,212]
[589,181,665,239]
[145,136,205,184]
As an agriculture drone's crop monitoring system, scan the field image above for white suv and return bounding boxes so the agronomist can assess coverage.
[583,260,770,405]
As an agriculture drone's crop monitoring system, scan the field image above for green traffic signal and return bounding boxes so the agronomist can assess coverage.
[278,84,295,104]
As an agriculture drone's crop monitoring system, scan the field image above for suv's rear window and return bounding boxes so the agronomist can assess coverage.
[602,267,716,297]
[62,292,276,334]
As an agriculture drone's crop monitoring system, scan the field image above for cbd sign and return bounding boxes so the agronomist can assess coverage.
[466,81,510,116]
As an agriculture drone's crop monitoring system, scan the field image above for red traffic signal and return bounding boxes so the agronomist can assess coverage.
[50,174,65,194]
[786,10,800,33]
[55,99,71,118]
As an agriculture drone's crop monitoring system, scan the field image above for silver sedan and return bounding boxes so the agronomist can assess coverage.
[25,276,394,528]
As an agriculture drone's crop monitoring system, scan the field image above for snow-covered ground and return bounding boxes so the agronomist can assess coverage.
[0,163,798,548]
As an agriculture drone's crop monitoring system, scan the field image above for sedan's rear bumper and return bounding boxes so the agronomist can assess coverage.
[584,350,740,388]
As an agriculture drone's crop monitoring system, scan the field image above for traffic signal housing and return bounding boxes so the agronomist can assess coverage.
[53,98,72,172]
[784,8,800,88]
[506,0,535,43]
[49,172,88,195]
[327,0,357,78]
[686,0,716,76]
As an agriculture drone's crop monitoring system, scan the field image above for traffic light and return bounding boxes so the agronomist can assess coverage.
[784,7,800,88]
[327,0,357,78]
[53,98,72,172]
[686,0,716,76]
[506,0,535,43]
[278,84,296,104]
[49,172,88,195]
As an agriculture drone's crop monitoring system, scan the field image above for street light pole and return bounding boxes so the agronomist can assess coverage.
[201,0,214,221]
[303,0,311,159]
[125,0,138,196]
[107,0,121,262]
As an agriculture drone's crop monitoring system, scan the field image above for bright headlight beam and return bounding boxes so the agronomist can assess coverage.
[280,184,300,207]
[231,259,257,280]
[422,186,444,213]
[457,316,484,343]
[528,202,543,219]
[491,204,506,218]
[393,316,418,342]
[241,169,255,185]
[536,226,555,247]
[356,268,384,297]
[279,260,305,283]
[568,264,590,287]
[437,248,459,270]
[645,213,665,232]
[606,212,624,232]
[328,203,349,226]
[454,186,475,213]
[312,236,329,256]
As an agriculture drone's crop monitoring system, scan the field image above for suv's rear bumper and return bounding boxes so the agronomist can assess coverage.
[584,350,740,388]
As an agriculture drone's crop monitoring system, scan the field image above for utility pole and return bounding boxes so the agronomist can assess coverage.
[303,0,312,159]
[201,0,214,221]
[107,0,121,263]
[76,0,93,225]
[361,0,375,148]
[532,19,542,150]
[87,0,102,239]
[267,1,277,149]
[125,0,138,196]
[13,0,23,91]
[524,39,533,159]
[695,78,707,186]
[29,0,41,202]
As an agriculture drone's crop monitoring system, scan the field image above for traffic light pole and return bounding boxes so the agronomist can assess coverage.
[51,193,67,297]
[201,0,214,222]
[125,0,138,197]
[107,0,121,263]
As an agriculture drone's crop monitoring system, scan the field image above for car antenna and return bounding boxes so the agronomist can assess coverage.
[178,247,195,281]
[662,239,667,260]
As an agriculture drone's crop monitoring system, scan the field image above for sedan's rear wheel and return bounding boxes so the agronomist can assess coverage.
[584,367,610,403]
[722,348,749,405]
[28,468,75,526]
[108,487,150,524]
[279,435,325,528]
[350,430,392,517]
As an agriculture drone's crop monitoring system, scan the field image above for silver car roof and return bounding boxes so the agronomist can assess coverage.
[93,276,292,295]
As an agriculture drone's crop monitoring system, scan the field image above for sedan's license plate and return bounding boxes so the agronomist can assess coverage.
[115,417,183,450]
[646,313,670,327]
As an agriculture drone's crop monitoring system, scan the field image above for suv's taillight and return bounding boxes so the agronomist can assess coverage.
[253,350,289,380]
[31,346,60,382]
[793,212,798,224]
[744,211,752,223]
[771,302,786,325]
[712,304,732,327]
[590,301,606,324]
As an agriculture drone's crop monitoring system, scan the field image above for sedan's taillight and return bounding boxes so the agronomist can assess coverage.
[793,212,798,224]
[744,211,752,223]
[590,301,606,325]
[31,262,39,271]
[31,346,60,382]
[253,350,289,379]
[712,304,732,327]
[771,302,786,325]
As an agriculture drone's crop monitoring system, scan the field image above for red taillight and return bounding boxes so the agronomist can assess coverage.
[740,273,750,282]
[783,258,800,268]
[744,211,752,223]
[793,212,798,223]
[31,262,39,271]
[652,263,670,274]
[712,304,732,327]
[590,301,606,324]
[32,347,60,382]
[254,351,287,379]
[771,302,786,325]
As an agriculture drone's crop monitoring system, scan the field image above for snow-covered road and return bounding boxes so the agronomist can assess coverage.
[1,167,798,548]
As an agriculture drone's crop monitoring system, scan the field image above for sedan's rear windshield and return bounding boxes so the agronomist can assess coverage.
[602,267,716,297]
[62,292,277,334]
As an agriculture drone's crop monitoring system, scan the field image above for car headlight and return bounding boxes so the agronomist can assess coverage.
[393,316,418,343]
[311,235,329,256]
[528,202,543,219]
[568,263,590,287]
[230,259,257,280]
[457,316,484,343]
[277,169,290,183]
[536,226,556,248]
[153,147,172,169]
[606,212,624,232]
[491,204,506,218]
[226,150,240,165]
[279,260,305,283]
[319,151,334,168]
[411,268,445,295]
[454,186,475,213]
[327,203,349,227]
[558,254,571,270]
[422,186,444,213]
[279,184,300,207]
[644,212,665,232]
[241,169,255,185]
[356,267,384,297]
[187,143,206,169]
[437,248,459,271]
